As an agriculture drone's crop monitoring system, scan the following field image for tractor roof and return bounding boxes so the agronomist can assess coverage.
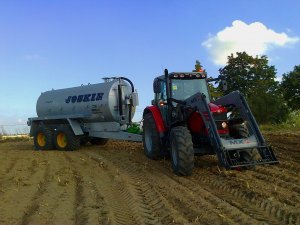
[155,71,207,80]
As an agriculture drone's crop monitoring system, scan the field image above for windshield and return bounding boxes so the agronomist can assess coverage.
[171,79,209,101]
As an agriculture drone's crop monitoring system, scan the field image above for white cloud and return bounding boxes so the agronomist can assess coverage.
[202,20,299,65]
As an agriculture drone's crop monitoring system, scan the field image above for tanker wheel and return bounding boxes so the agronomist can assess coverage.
[229,123,259,169]
[90,138,108,145]
[33,125,54,150]
[170,126,194,176]
[54,125,80,151]
[142,113,162,159]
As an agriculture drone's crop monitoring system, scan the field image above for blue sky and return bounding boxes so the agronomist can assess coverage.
[0,0,299,132]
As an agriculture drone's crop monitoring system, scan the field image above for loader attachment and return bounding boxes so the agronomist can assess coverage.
[186,91,278,169]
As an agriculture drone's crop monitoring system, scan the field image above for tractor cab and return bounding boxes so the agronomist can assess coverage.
[152,71,227,135]
[169,72,209,102]
[153,71,209,104]
[152,71,213,132]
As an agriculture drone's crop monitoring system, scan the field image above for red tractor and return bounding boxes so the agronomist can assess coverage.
[142,69,278,176]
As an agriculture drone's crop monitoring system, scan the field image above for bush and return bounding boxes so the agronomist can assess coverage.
[260,110,300,132]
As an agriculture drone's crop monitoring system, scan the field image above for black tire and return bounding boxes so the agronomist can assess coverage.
[142,113,162,159]
[229,123,249,139]
[170,126,194,176]
[229,123,259,168]
[33,125,54,150]
[90,138,108,145]
[54,125,80,151]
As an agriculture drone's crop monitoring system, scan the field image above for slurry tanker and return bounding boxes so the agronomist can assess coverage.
[28,77,140,151]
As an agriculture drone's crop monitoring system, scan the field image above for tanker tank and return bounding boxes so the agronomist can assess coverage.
[36,78,135,124]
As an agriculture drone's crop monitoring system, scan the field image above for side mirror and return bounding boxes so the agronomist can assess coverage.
[221,79,228,91]
[153,78,161,93]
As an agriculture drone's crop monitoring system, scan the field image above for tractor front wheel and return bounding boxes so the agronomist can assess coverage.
[170,126,194,176]
[229,123,259,168]
[142,113,162,159]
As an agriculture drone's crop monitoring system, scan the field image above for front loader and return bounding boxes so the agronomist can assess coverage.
[142,69,278,176]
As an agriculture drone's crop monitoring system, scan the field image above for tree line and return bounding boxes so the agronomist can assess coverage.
[196,52,300,124]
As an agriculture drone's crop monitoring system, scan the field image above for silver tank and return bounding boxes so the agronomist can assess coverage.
[36,79,134,123]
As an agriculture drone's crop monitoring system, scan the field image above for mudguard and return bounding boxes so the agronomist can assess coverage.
[143,106,167,133]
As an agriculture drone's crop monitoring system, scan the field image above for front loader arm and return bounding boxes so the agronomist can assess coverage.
[185,92,229,168]
[185,91,278,169]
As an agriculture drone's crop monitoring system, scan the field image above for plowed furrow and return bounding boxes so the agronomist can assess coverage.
[0,157,37,181]
[0,156,40,200]
[101,151,216,225]
[256,165,300,184]
[194,170,300,224]
[63,154,90,225]
[82,151,166,225]
[250,172,300,205]
[272,145,300,159]
[277,161,300,172]
[21,163,50,225]
[84,150,191,224]
[229,169,300,207]
[97,150,253,225]
[188,173,285,225]
[73,171,88,225]
[66,152,138,225]
[3,157,17,174]
[276,155,300,165]
[0,158,18,191]
[25,151,78,225]
[100,184,137,225]
[166,173,270,225]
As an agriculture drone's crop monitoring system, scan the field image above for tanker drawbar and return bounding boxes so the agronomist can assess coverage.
[28,77,141,151]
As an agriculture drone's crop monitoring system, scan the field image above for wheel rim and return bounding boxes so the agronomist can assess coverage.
[57,132,67,148]
[144,124,152,153]
[37,132,46,147]
[171,139,178,167]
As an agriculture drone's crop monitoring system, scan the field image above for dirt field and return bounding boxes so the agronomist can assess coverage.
[0,133,299,225]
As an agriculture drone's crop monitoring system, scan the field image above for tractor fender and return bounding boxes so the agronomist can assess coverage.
[143,106,167,133]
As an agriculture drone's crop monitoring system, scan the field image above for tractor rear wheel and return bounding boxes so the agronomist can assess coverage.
[142,113,162,159]
[170,126,194,176]
[54,125,80,151]
[33,125,54,150]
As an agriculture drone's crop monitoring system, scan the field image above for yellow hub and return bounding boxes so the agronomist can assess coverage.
[37,132,46,147]
[57,132,67,148]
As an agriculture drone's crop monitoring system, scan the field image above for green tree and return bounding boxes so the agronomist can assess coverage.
[219,52,289,124]
[193,60,222,99]
[208,83,223,100]
[280,65,300,110]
